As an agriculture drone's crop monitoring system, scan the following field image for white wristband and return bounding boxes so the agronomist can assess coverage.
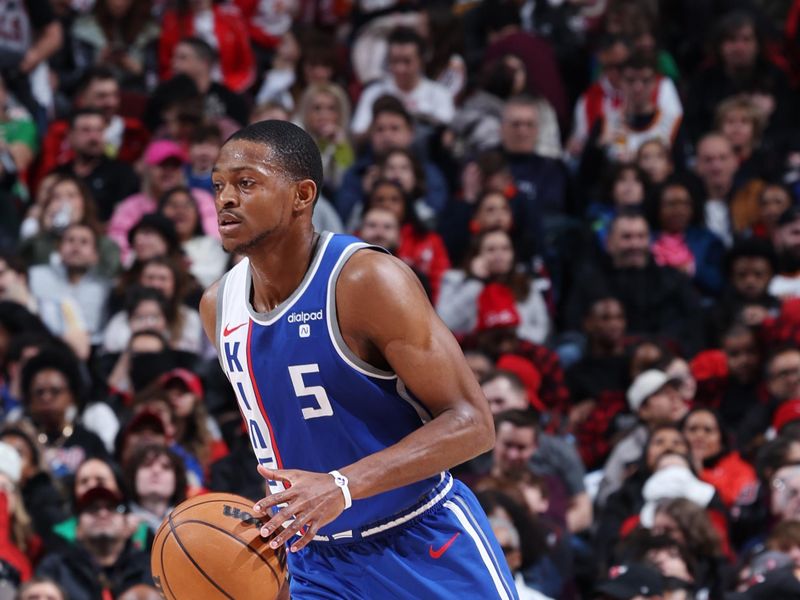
[328,470,352,510]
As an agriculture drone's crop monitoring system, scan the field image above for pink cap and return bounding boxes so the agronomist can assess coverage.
[144,140,188,166]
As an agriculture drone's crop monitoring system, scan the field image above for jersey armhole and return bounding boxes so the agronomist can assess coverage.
[215,271,230,371]
[326,245,397,380]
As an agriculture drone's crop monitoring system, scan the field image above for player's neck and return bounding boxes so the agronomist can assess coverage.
[248,228,319,313]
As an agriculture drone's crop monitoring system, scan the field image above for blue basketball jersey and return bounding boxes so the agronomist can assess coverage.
[216,232,442,537]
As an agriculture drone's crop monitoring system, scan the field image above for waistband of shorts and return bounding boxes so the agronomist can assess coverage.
[311,471,454,544]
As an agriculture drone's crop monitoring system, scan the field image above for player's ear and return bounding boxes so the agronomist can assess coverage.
[294,179,317,212]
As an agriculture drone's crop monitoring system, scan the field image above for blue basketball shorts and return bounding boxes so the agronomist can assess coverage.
[286,475,519,599]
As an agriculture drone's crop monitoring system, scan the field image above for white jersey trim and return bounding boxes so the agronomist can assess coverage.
[245,231,334,326]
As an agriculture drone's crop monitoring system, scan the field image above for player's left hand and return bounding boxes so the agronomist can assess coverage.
[252,465,346,553]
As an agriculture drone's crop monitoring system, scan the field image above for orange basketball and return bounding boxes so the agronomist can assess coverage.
[151,492,286,600]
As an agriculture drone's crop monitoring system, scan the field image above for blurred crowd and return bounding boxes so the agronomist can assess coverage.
[2,0,800,599]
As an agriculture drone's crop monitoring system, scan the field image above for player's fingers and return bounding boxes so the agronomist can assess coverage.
[253,489,294,514]
[257,464,294,485]
[289,520,319,553]
[259,504,297,537]
[268,512,311,549]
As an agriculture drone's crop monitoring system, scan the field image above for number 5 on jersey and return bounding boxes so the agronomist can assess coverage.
[288,364,333,419]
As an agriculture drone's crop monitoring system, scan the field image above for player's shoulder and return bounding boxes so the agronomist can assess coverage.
[339,248,416,289]
[337,249,428,314]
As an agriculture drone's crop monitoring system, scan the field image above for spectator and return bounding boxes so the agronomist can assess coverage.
[594,563,664,600]
[438,229,550,345]
[70,0,160,92]
[748,182,794,240]
[350,27,455,137]
[17,348,110,479]
[0,441,34,582]
[155,368,227,472]
[0,421,66,547]
[499,95,568,218]
[598,370,690,506]
[565,212,704,356]
[707,239,779,339]
[694,132,761,247]
[36,68,149,180]
[123,444,187,534]
[649,178,725,297]
[0,251,90,360]
[36,486,152,600]
[680,407,757,507]
[108,139,218,264]
[0,0,62,121]
[596,425,693,569]
[715,94,769,180]
[685,10,795,143]
[336,97,449,226]
[365,168,450,299]
[27,223,111,345]
[50,455,150,553]
[490,515,554,600]
[636,139,674,187]
[295,83,355,197]
[770,207,800,299]
[647,497,729,597]
[489,409,591,534]
[15,578,67,600]
[49,109,141,222]
[184,123,221,196]
[581,55,684,175]
[158,0,255,94]
[157,186,227,288]
[481,3,568,128]
[169,37,249,126]
[19,173,120,278]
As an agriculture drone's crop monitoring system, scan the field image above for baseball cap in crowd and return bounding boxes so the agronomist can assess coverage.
[627,369,679,413]
[595,563,664,599]
[477,283,521,332]
[158,368,204,397]
[75,485,127,515]
[0,441,21,486]
[773,399,800,434]
[124,408,168,438]
[144,140,188,166]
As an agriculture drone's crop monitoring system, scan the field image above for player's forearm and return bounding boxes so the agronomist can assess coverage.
[340,404,494,501]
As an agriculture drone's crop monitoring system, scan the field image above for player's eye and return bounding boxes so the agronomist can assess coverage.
[240,179,255,189]
[212,181,224,192]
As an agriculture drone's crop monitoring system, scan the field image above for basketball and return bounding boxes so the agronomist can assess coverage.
[151,492,286,599]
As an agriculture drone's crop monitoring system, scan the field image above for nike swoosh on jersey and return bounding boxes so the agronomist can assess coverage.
[429,532,460,559]
[223,322,248,336]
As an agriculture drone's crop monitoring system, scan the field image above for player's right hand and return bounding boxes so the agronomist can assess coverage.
[253,465,346,553]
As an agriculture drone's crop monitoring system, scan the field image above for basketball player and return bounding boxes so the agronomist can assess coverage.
[200,120,518,598]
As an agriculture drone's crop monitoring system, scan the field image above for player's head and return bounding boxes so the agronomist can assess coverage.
[213,120,324,254]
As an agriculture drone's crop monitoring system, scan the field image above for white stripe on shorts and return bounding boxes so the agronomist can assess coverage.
[443,500,512,600]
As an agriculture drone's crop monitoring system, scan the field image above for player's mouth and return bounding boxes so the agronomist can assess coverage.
[218,212,243,234]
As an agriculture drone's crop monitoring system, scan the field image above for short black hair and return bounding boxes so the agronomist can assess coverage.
[387,26,425,57]
[371,95,413,128]
[177,36,217,65]
[622,53,658,73]
[226,120,323,203]
[494,408,539,431]
[69,107,105,129]
[76,66,117,96]
[724,238,777,275]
